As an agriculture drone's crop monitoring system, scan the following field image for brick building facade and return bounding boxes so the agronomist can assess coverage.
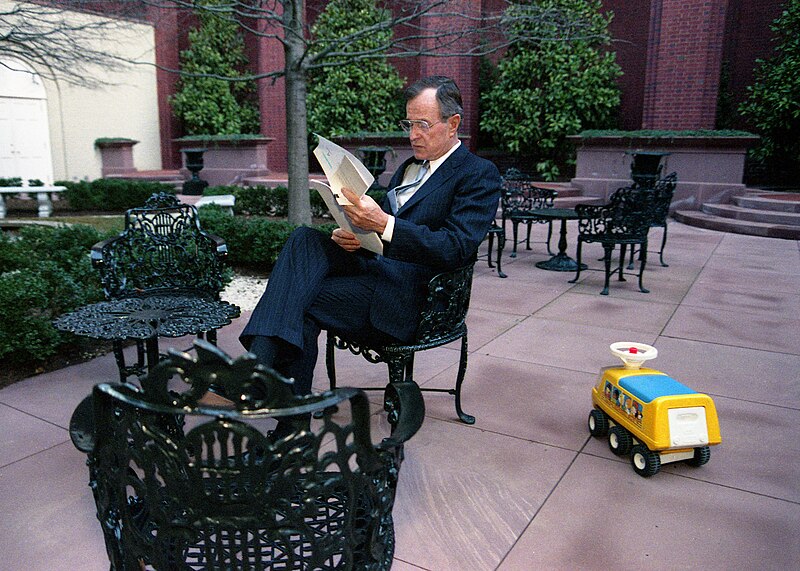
[149,0,786,173]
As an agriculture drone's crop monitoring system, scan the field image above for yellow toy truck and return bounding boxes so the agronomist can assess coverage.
[588,342,722,477]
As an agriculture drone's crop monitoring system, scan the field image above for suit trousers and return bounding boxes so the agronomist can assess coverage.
[241,227,401,395]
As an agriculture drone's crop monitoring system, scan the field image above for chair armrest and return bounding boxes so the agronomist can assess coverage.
[378,381,425,449]
[90,236,117,269]
[206,232,229,258]
[69,394,96,453]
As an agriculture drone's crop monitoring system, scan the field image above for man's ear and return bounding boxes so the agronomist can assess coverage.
[448,114,461,136]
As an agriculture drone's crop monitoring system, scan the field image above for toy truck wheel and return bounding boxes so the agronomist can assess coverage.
[631,445,661,477]
[686,446,711,467]
[588,409,609,437]
[608,425,633,456]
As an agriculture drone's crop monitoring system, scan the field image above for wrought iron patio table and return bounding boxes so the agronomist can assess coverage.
[53,294,240,374]
[528,208,588,272]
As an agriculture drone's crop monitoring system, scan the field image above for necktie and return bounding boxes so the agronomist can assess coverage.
[388,160,429,214]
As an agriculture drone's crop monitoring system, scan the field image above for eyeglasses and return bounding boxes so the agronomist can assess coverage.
[398,119,445,133]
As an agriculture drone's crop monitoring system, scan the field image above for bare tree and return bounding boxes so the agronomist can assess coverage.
[138,0,602,224]
[0,1,146,87]
[5,0,601,223]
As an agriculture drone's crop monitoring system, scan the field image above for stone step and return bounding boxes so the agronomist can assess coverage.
[702,203,800,226]
[673,210,800,240]
[734,192,800,213]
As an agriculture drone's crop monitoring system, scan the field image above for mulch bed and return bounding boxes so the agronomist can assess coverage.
[0,340,116,391]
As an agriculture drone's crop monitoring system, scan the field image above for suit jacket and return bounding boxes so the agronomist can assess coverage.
[365,143,500,341]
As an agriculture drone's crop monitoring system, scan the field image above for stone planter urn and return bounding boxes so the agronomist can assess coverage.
[175,135,273,187]
[96,138,138,177]
[568,132,760,210]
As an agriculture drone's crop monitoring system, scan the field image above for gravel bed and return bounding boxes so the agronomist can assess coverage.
[219,274,268,312]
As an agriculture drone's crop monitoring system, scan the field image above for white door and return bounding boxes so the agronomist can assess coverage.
[0,60,54,184]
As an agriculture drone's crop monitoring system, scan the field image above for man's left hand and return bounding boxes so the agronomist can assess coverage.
[341,187,389,234]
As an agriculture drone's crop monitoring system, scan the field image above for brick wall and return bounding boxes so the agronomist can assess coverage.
[642,0,728,129]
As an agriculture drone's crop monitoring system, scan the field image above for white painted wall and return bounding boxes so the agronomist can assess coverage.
[0,1,162,182]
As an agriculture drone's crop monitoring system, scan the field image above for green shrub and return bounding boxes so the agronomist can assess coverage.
[206,185,331,219]
[0,224,108,364]
[58,179,176,212]
[198,206,336,270]
[480,0,622,180]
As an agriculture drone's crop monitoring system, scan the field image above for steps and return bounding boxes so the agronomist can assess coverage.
[674,191,800,240]
[532,182,604,208]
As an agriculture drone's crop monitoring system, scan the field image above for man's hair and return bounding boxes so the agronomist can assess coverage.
[404,76,464,120]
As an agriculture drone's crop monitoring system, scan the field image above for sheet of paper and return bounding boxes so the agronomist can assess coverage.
[310,179,384,255]
[313,134,374,200]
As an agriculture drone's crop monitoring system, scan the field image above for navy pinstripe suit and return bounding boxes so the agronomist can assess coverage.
[240,143,500,393]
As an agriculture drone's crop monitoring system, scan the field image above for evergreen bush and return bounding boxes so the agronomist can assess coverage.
[480,0,622,180]
[739,0,800,182]
[170,0,260,135]
[306,0,405,139]
[0,225,108,364]
[58,179,176,212]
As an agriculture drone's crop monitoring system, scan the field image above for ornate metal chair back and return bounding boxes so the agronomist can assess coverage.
[92,193,228,300]
[70,341,422,570]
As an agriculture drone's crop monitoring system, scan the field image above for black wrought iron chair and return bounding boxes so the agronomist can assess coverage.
[326,263,476,424]
[69,341,424,571]
[90,192,238,381]
[627,172,678,269]
[500,169,557,258]
[569,187,657,295]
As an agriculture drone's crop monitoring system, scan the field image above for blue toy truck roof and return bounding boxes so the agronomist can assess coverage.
[619,374,696,403]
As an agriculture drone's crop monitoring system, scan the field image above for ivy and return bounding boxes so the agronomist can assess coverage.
[170,0,260,135]
[480,0,621,180]
[306,0,405,140]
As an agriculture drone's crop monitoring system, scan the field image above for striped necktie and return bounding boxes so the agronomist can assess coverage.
[388,160,429,214]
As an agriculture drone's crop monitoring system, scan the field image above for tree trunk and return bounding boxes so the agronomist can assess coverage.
[283,1,312,226]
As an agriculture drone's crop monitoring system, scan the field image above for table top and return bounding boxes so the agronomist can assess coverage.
[527,207,580,220]
[53,294,240,341]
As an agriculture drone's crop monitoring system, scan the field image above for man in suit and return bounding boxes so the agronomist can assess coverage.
[240,75,500,396]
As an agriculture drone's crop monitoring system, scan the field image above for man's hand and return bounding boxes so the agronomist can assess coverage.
[331,228,361,252]
[341,187,389,234]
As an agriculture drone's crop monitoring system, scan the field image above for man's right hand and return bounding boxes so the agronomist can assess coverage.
[331,228,361,252]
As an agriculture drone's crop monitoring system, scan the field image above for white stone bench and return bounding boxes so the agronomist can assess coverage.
[194,194,236,215]
[0,186,66,218]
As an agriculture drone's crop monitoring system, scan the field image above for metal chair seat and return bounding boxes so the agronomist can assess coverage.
[326,263,476,424]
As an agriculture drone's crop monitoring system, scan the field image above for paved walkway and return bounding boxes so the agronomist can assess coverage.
[1,220,799,570]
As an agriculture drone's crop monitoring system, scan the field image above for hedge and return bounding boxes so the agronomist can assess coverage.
[0,224,110,364]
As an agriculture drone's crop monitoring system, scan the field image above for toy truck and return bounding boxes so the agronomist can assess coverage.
[588,342,721,477]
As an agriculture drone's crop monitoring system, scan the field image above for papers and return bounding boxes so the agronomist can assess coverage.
[312,135,384,255]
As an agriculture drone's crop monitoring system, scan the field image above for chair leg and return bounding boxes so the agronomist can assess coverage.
[601,244,614,295]
[618,245,627,282]
[659,224,669,267]
[511,221,520,257]
[638,242,650,293]
[487,230,495,268]
[627,243,637,270]
[568,241,584,284]
[495,228,507,278]
[525,221,533,251]
[452,335,475,425]
[546,221,554,255]
[112,340,127,383]
[325,335,337,391]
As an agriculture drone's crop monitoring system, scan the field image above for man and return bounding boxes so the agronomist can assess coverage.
[240,75,500,396]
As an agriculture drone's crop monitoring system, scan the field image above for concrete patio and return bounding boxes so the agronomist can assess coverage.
[1,219,798,570]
